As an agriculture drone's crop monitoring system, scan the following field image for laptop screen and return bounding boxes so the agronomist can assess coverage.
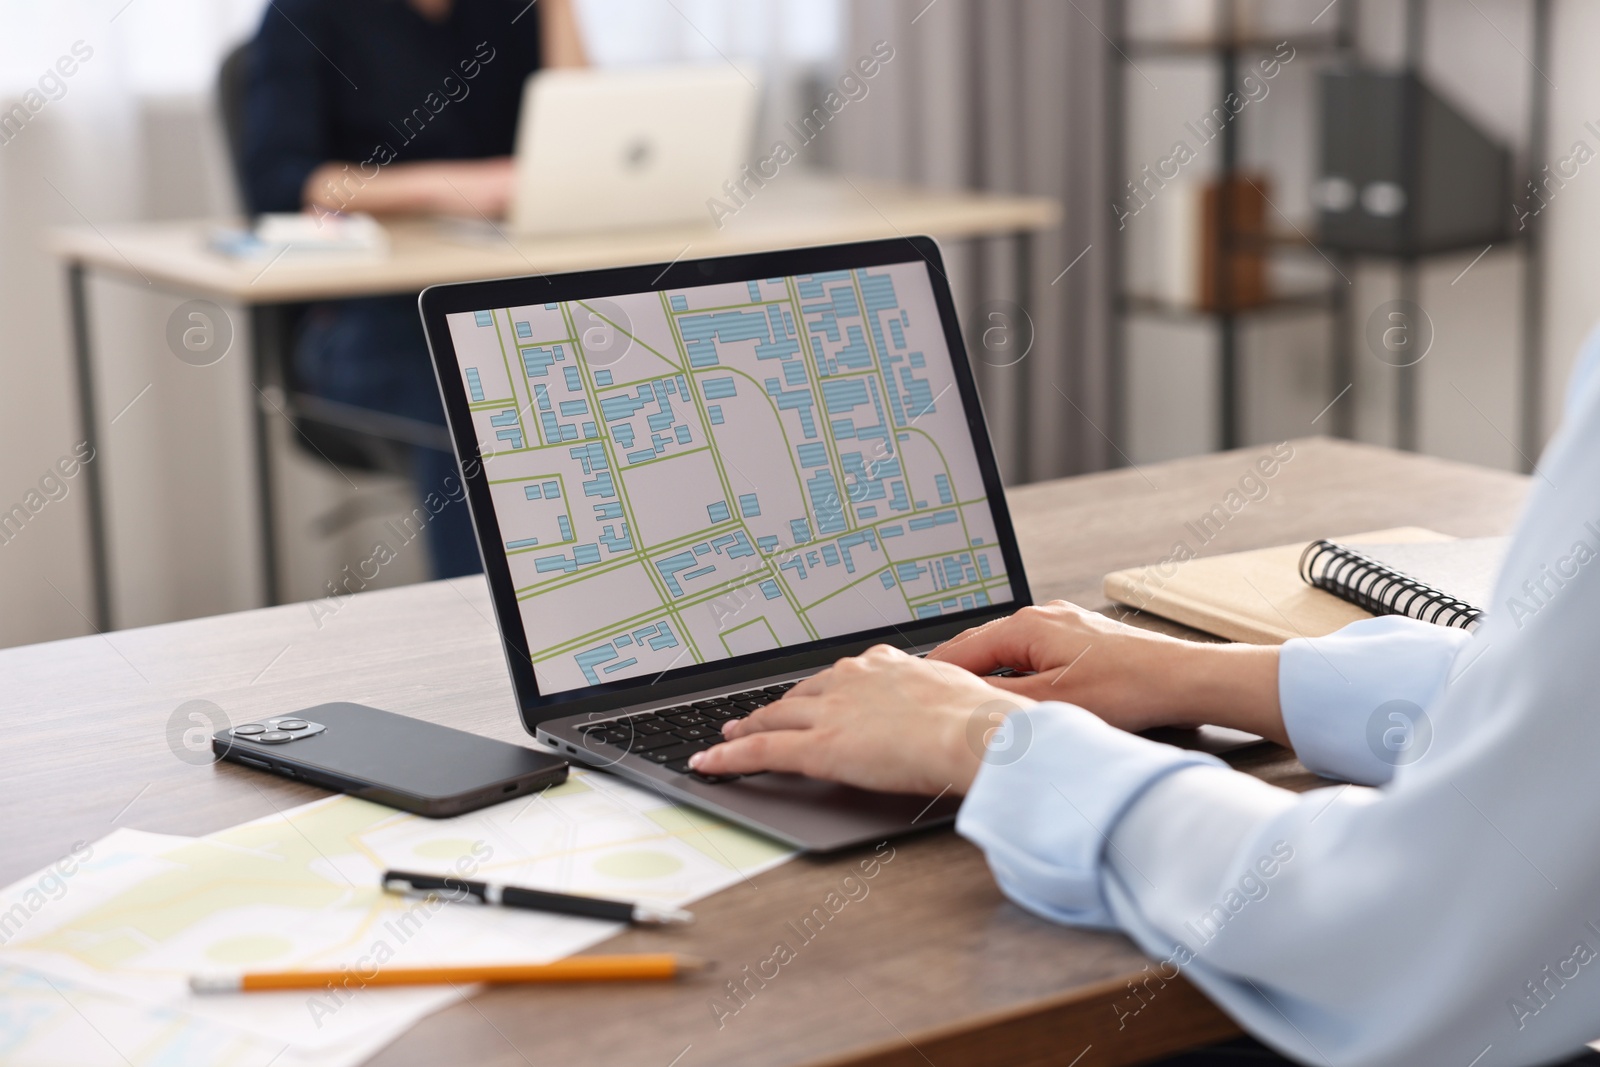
[443,261,1019,696]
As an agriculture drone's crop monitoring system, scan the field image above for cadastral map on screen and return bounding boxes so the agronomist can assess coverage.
[445,261,1015,694]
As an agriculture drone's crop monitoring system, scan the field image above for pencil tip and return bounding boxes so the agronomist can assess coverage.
[677,955,715,975]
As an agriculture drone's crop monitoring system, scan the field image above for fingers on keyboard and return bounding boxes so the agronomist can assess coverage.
[578,688,799,783]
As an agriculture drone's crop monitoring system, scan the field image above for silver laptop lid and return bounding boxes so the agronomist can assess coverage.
[509,65,759,235]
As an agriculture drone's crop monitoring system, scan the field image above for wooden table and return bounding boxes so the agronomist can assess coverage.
[0,437,1528,1067]
[45,177,1059,632]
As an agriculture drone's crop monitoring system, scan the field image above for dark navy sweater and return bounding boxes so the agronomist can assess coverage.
[241,0,542,213]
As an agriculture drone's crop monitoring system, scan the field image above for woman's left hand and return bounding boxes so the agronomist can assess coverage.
[687,644,1035,795]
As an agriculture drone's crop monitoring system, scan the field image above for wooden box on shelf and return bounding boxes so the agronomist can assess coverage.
[1199,172,1270,312]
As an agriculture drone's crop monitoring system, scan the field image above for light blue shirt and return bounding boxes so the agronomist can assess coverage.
[957,327,1600,1067]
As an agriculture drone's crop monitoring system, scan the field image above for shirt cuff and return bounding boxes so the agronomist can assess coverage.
[956,703,1227,929]
[1279,615,1471,785]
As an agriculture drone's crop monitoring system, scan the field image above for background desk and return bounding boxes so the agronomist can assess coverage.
[0,438,1528,1067]
[46,177,1059,632]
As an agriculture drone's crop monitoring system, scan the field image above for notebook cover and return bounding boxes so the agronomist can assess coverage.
[1102,527,1454,645]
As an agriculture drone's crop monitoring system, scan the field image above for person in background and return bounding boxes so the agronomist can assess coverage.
[241,0,587,578]
[689,324,1600,1067]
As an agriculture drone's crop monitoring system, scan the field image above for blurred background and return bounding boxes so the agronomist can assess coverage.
[1,0,1591,650]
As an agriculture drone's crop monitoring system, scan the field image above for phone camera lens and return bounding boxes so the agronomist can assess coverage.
[257,730,292,743]
[232,724,266,736]
[277,720,309,731]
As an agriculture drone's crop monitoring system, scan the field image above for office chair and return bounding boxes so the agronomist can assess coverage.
[216,43,451,532]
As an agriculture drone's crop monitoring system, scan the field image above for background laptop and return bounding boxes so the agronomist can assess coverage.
[419,237,1032,851]
[509,65,759,236]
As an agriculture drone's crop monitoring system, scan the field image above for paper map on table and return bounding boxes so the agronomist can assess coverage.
[0,768,794,1066]
[0,960,407,1067]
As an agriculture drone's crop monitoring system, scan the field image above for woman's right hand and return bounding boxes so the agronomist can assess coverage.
[927,600,1288,744]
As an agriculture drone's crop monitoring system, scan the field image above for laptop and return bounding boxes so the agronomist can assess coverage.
[419,237,1033,851]
[508,65,760,236]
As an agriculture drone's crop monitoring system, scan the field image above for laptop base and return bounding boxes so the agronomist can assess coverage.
[542,725,962,853]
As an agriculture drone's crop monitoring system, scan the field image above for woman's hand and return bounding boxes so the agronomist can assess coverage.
[929,601,1287,744]
[688,645,1034,795]
[688,603,1286,789]
[302,158,515,218]
[423,158,516,218]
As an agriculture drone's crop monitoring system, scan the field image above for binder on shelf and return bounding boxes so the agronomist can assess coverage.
[1315,69,1511,256]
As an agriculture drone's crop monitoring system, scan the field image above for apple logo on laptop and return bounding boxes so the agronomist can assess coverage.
[621,135,655,173]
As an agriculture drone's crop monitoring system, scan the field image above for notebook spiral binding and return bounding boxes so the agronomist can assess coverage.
[1299,540,1483,631]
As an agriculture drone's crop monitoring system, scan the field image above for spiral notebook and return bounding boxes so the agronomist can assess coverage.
[1103,527,1506,644]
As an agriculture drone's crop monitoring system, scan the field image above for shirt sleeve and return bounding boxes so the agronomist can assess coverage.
[240,0,334,214]
[962,329,1600,1067]
[1278,615,1471,785]
[956,703,1228,929]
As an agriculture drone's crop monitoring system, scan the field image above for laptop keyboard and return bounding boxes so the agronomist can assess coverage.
[575,682,796,784]
[574,665,1023,785]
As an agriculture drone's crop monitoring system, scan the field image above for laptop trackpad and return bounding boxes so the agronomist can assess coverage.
[677,772,961,853]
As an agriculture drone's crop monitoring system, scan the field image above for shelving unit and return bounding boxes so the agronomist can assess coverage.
[1369,0,1549,462]
[1377,0,1542,454]
[1106,0,1552,465]
[1120,289,1336,323]
[1107,3,1357,451]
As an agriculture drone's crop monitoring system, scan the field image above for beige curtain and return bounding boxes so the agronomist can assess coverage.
[833,0,1118,483]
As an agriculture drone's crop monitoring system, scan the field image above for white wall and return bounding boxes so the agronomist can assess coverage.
[1541,0,1600,429]
[0,86,423,648]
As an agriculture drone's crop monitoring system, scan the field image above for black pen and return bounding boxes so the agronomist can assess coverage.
[381,869,694,926]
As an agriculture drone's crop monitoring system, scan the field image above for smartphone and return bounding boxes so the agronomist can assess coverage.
[211,702,568,817]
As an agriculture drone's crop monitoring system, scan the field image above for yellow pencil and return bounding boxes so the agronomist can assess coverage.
[189,953,711,993]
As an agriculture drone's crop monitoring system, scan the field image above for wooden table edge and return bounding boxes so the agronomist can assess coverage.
[41,183,1062,303]
[792,971,1241,1067]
